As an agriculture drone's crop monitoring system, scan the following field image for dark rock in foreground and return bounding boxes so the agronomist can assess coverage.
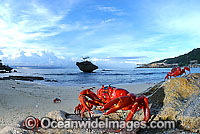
[76,61,98,72]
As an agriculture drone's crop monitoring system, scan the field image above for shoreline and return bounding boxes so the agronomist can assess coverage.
[0,80,156,130]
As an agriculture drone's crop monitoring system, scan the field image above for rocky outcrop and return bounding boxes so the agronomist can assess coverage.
[46,110,69,121]
[76,61,98,72]
[0,61,13,73]
[134,73,200,133]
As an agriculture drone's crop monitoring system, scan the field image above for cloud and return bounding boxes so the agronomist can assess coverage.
[0,50,3,55]
[88,56,148,68]
[98,6,119,12]
[97,6,124,16]
[105,56,148,60]
[2,50,74,67]
[101,18,115,24]
[146,0,200,37]
[0,2,61,49]
[0,0,199,68]
[0,0,84,49]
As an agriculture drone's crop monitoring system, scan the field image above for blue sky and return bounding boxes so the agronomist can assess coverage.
[0,0,199,68]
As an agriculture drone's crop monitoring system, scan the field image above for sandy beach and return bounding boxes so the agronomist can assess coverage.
[0,80,155,130]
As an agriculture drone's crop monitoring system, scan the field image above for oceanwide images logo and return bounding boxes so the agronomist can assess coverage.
[23,116,176,132]
[23,116,40,131]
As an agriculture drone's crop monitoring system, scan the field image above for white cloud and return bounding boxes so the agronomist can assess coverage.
[97,6,124,16]
[0,50,3,55]
[0,0,83,49]
[2,50,73,67]
[0,0,85,62]
[149,1,200,37]
[98,6,118,12]
[101,18,115,24]
[0,0,198,68]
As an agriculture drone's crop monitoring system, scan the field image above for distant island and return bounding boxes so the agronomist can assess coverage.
[137,48,200,68]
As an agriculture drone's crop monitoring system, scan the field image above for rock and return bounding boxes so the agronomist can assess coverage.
[76,61,98,72]
[0,123,32,134]
[0,61,13,73]
[45,79,58,82]
[0,71,8,73]
[134,73,200,133]
[0,76,44,81]
[46,110,68,121]
[52,80,58,82]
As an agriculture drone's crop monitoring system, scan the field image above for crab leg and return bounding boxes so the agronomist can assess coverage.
[143,97,149,122]
[114,102,139,133]
[125,102,139,122]
[79,95,94,114]
[81,107,86,119]
[74,104,83,114]
[125,96,149,122]
[165,75,169,80]
[183,67,190,75]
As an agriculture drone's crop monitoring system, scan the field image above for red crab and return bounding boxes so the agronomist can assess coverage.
[165,67,190,80]
[53,98,61,103]
[74,85,149,123]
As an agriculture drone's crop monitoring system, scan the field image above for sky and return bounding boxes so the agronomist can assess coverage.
[0,0,199,68]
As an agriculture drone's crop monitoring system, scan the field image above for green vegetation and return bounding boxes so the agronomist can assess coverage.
[151,48,200,66]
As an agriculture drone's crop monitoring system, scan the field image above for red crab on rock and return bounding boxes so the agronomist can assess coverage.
[74,85,149,124]
[165,67,190,80]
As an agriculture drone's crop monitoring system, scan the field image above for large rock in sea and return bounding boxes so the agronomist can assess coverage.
[134,73,200,133]
[76,61,98,72]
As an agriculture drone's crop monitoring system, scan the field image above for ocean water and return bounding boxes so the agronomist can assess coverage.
[0,67,199,86]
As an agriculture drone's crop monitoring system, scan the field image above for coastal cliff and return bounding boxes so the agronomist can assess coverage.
[138,48,200,68]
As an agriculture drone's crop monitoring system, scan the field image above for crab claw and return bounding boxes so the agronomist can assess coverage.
[101,96,134,115]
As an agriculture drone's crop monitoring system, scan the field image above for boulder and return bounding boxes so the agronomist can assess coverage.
[134,73,200,133]
[46,110,68,121]
[0,123,31,134]
[76,61,98,72]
